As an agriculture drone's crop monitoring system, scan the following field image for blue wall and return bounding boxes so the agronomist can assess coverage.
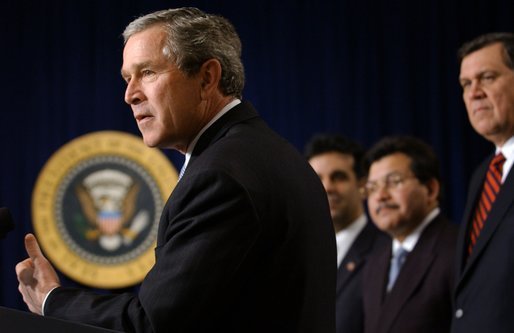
[1,0,513,310]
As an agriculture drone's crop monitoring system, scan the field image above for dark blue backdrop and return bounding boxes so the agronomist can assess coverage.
[1,0,513,310]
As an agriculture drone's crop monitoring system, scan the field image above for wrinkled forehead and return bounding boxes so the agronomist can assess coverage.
[121,27,169,74]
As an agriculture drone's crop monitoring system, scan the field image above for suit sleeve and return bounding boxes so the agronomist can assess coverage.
[45,170,261,333]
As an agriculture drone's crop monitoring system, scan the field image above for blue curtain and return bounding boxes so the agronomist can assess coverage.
[1,0,513,310]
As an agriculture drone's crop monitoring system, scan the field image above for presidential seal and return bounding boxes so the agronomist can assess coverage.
[31,131,177,288]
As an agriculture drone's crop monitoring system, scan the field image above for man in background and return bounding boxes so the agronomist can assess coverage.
[453,32,514,332]
[362,136,456,333]
[306,134,385,333]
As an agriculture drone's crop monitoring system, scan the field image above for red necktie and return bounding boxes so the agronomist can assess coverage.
[468,153,506,255]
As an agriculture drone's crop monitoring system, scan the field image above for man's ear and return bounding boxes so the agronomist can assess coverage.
[425,178,440,202]
[357,176,367,199]
[199,58,222,99]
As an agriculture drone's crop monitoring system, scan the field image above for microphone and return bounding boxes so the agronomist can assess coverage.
[0,207,14,239]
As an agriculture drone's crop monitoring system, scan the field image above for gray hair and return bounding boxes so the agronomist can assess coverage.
[123,7,245,98]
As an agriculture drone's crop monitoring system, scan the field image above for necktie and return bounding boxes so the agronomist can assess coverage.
[387,247,408,292]
[178,164,186,181]
[468,153,506,255]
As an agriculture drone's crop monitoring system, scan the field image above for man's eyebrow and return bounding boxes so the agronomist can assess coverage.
[368,171,403,182]
[460,69,497,81]
[120,61,154,77]
[331,170,349,178]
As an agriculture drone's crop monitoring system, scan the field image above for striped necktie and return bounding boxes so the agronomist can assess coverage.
[468,153,506,255]
[178,164,186,181]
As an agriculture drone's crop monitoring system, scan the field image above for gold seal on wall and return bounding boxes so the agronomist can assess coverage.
[31,131,177,289]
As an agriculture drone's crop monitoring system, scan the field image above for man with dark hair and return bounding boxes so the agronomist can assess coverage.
[15,7,336,333]
[305,134,385,333]
[361,136,457,333]
[453,32,514,332]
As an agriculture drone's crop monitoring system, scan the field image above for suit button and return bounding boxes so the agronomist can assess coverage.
[455,309,464,319]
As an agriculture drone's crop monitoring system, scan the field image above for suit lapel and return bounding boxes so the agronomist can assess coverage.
[379,215,445,333]
[459,163,514,283]
[336,247,362,295]
[160,101,260,233]
[336,222,375,295]
[365,241,391,332]
[455,157,490,276]
[189,101,259,165]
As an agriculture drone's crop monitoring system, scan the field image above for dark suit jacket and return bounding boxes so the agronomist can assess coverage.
[44,101,337,333]
[336,221,386,333]
[453,154,514,333]
[362,214,457,333]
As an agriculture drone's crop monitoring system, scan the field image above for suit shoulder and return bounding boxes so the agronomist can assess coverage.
[438,216,459,237]
[432,217,458,253]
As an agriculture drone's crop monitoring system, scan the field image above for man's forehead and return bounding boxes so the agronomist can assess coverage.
[313,152,355,167]
[460,43,506,73]
[121,37,169,73]
[368,155,411,177]
[368,168,407,180]
[123,27,167,56]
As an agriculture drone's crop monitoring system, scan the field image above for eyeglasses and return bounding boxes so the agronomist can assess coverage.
[363,172,417,197]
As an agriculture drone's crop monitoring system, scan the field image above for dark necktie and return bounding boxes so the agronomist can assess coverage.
[468,153,506,255]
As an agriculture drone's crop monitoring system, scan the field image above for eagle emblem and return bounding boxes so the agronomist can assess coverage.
[76,169,149,251]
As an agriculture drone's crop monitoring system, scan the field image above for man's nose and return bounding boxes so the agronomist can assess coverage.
[124,79,143,105]
[468,80,485,100]
[374,183,391,200]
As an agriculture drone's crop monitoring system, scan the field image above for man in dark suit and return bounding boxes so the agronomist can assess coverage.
[452,32,514,332]
[305,134,385,333]
[361,136,457,333]
[15,7,336,333]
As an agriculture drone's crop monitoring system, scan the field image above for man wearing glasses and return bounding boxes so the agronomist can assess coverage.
[360,136,457,333]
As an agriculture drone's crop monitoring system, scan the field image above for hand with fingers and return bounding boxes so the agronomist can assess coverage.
[15,233,61,315]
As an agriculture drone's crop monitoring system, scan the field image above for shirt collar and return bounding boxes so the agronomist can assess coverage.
[495,136,514,155]
[496,136,514,183]
[392,207,440,253]
[335,214,367,267]
[335,214,367,238]
[182,99,241,171]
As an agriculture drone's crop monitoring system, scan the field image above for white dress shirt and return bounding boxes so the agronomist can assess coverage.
[335,214,367,268]
[391,207,440,255]
[496,136,514,183]
[180,99,241,179]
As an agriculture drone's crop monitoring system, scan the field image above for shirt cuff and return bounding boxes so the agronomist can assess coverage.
[41,286,59,316]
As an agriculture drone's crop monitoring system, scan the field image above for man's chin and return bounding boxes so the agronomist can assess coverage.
[330,210,343,220]
[141,135,159,148]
